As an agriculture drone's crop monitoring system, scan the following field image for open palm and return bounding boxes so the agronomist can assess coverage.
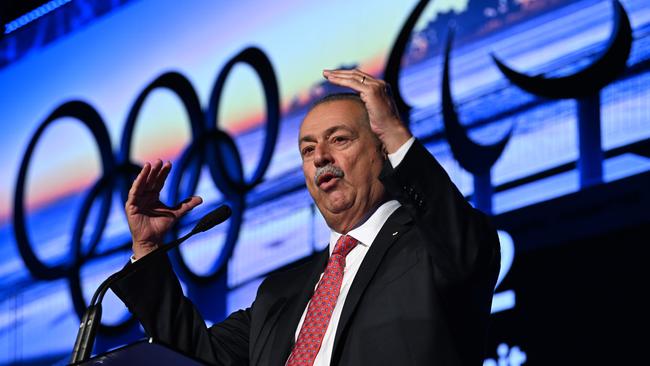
[125,159,202,259]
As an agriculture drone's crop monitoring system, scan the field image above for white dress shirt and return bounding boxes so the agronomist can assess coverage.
[291,137,415,366]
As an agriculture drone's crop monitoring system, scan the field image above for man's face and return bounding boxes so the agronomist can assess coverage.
[299,99,386,231]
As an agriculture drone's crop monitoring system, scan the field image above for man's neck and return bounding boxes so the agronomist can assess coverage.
[329,195,388,234]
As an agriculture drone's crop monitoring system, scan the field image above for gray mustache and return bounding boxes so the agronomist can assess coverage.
[314,164,344,185]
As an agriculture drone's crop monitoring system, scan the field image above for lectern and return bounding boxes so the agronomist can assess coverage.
[69,338,207,365]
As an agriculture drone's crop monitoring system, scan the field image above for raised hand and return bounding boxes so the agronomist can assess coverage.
[125,159,203,259]
[322,68,412,153]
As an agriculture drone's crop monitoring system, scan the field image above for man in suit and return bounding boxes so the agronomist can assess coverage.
[112,69,501,365]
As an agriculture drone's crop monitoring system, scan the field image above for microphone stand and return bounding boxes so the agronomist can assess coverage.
[69,204,231,364]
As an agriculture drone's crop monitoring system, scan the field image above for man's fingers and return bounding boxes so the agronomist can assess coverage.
[324,70,366,84]
[173,196,203,218]
[324,68,372,79]
[323,73,368,92]
[152,161,172,193]
[127,162,151,204]
[144,159,163,192]
[323,69,386,93]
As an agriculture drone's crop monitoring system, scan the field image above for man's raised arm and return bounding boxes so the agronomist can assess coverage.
[111,159,251,365]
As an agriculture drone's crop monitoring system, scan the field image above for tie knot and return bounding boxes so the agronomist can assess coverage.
[333,235,358,257]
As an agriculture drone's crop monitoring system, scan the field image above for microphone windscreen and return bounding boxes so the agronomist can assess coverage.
[193,204,232,233]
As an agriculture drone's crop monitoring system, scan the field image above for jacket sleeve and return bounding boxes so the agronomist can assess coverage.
[110,255,250,366]
[380,138,501,286]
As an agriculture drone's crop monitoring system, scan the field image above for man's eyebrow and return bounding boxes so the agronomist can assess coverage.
[299,134,316,144]
[299,125,355,145]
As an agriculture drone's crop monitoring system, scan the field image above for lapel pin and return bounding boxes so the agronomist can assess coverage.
[392,231,399,236]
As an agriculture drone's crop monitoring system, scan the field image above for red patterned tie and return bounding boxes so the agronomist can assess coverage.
[286,235,359,365]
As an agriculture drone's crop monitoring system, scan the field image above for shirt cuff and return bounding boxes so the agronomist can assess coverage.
[130,254,137,263]
[387,137,415,168]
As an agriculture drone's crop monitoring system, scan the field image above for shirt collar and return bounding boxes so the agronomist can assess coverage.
[328,200,401,255]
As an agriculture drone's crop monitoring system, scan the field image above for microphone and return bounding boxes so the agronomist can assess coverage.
[193,204,232,233]
[69,204,232,364]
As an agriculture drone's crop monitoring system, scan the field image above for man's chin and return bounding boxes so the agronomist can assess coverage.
[320,192,353,213]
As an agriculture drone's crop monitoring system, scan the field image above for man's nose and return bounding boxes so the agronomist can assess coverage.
[313,144,332,167]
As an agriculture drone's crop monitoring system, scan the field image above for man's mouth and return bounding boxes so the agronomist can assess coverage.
[317,173,339,188]
[314,165,344,190]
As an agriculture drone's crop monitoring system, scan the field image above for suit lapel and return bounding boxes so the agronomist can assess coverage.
[331,207,413,362]
[266,248,329,366]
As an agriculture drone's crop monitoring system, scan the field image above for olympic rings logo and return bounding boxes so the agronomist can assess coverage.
[10,0,464,335]
[12,47,280,334]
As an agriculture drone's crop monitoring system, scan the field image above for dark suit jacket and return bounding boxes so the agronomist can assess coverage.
[112,139,501,365]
